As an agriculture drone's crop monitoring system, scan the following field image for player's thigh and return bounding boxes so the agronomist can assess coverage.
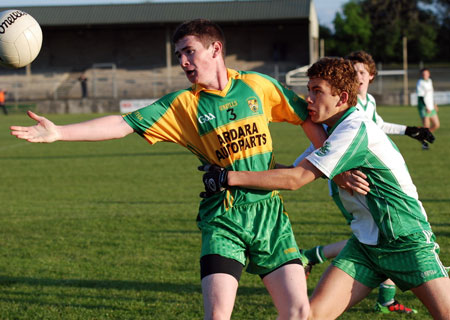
[202,273,239,320]
[263,263,309,318]
[309,265,372,320]
[411,277,450,319]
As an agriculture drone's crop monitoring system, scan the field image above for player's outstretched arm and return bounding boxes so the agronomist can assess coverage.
[200,161,370,196]
[229,160,321,190]
[200,159,322,193]
[10,111,134,143]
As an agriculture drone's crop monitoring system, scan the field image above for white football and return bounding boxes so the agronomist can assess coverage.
[0,9,43,69]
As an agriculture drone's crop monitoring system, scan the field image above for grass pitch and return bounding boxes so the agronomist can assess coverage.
[0,105,448,319]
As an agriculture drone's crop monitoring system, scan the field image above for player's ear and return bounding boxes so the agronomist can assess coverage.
[337,91,349,106]
[211,41,222,58]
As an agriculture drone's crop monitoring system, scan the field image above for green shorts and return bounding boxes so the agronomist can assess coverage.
[418,97,437,119]
[198,195,300,275]
[333,232,448,291]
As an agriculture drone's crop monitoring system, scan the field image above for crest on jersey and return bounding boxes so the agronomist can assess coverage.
[315,141,331,156]
[247,98,259,113]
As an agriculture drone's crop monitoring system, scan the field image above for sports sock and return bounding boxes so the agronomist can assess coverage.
[378,283,396,306]
[303,245,326,265]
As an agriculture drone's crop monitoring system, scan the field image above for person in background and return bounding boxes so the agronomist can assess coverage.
[347,51,434,149]
[416,68,440,149]
[0,88,8,115]
[78,74,88,98]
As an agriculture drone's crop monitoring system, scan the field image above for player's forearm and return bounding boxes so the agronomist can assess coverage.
[380,122,406,135]
[57,115,133,141]
[301,118,327,149]
[228,160,321,191]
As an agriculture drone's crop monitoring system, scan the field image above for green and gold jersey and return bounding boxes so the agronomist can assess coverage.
[123,69,308,213]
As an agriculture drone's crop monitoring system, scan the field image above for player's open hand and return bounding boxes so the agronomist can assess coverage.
[333,169,370,196]
[10,110,61,143]
[198,164,229,198]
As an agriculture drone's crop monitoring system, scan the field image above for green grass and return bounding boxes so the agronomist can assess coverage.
[0,106,448,319]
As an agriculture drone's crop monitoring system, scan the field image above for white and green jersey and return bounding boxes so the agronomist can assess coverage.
[416,78,435,111]
[293,93,405,168]
[356,93,406,135]
[306,107,431,245]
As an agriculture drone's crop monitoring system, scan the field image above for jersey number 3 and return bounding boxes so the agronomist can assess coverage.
[227,108,237,120]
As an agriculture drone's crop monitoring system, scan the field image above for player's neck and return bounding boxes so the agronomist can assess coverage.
[202,63,229,91]
[324,106,350,128]
[357,92,368,104]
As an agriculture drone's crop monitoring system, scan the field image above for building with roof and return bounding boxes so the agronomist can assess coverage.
[0,0,318,107]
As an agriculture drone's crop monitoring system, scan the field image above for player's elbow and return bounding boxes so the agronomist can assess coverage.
[284,175,304,190]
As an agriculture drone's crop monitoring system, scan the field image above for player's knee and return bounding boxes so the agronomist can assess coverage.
[433,122,440,130]
[278,303,310,320]
[204,309,232,320]
[308,302,332,320]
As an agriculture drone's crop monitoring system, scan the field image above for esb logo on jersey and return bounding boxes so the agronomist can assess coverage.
[198,113,216,124]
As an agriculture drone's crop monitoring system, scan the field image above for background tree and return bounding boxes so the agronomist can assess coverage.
[433,0,450,60]
[319,25,338,57]
[332,0,372,57]
[320,0,443,63]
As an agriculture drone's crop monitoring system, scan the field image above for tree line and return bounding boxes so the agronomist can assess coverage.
[321,0,449,63]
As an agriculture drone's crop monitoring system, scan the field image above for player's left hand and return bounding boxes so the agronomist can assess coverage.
[405,126,435,144]
[333,169,370,196]
[198,164,229,198]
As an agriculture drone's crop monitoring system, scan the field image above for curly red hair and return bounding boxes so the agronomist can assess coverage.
[307,57,358,107]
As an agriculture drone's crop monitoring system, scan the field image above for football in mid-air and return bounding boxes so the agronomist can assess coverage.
[0,9,43,69]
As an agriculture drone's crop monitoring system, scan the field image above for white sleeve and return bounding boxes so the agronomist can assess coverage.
[371,99,406,135]
[306,116,366,179]
[293,143,316,166]
[375,112,406,135]
[424,79,434,111]
[417,80,425,97]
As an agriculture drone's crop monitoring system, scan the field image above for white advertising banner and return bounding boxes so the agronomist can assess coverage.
[410,91,450,106]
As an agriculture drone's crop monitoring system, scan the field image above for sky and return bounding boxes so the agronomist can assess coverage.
[0,0,347,29]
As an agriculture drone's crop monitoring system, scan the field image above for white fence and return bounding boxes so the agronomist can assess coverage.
[410,91,450,106]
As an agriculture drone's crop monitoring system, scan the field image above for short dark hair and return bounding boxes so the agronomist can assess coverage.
[307,57,358,107]
[172,19,226,56]
[420,68,429,73]
[346,50,377,83]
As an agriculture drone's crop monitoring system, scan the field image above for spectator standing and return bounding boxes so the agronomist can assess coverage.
[0,89,8,115]
[78,74,88,98]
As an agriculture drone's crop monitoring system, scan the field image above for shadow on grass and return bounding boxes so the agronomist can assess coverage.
[0,295,131,312]
[0,276,269,296]
[0,276,200,293]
